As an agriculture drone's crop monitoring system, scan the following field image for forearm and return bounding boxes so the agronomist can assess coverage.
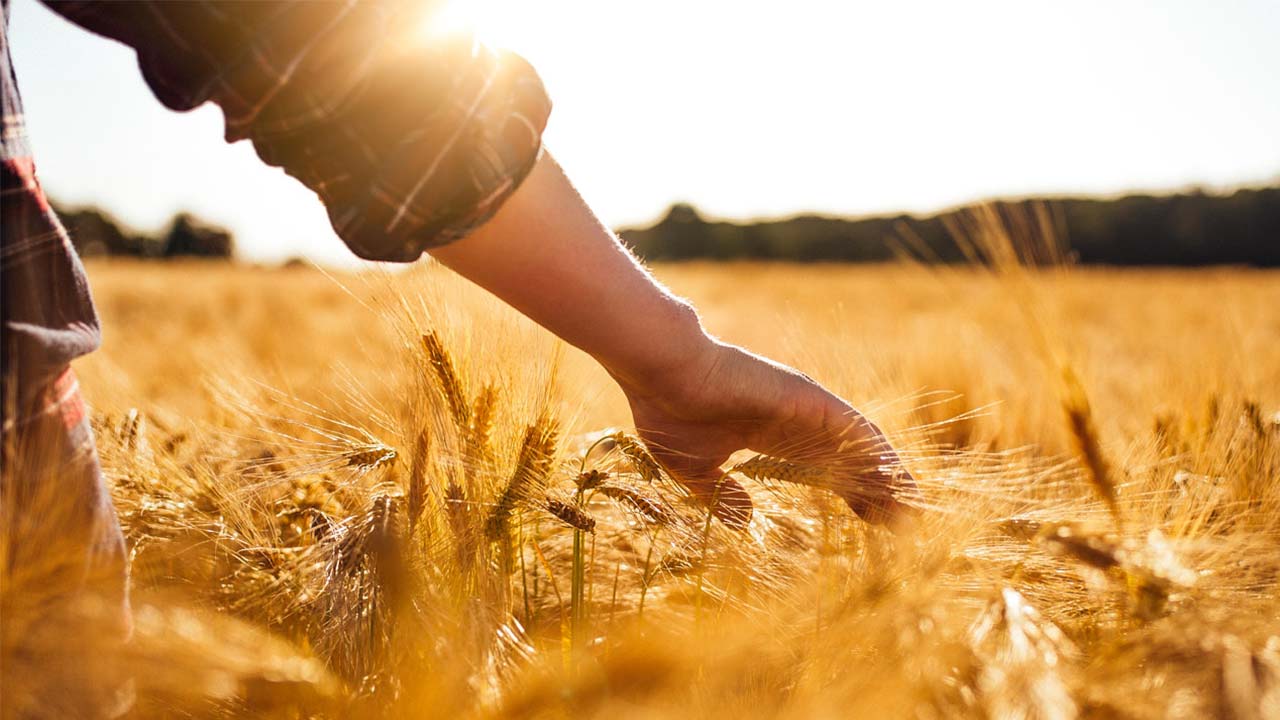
[429,152,712,389]
[431,152,917,526]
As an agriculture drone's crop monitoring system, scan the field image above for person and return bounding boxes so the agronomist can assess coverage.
[1,1,914,715]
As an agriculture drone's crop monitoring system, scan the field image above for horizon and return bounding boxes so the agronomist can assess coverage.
[9,0,1280,265]
[621,180,1277,230]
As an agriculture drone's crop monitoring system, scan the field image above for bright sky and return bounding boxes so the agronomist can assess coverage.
[8,0,1279,265]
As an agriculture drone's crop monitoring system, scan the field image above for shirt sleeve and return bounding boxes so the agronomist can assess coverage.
[44,1,551,262]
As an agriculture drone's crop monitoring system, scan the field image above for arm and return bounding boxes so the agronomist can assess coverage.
[433,153,916,527]
[50,3,913,525]
[46,1,551,262]
[430,153,705,395]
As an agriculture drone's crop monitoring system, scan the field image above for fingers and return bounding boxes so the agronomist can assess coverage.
[647,444,754,530]
[683,473,753,530]
[839,459,921,529]
[835,422,921,528]
[766,398,920,529]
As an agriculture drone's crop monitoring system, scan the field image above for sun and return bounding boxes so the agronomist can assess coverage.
[419,0,542,56]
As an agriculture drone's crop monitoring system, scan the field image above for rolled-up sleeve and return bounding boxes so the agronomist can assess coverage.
[46,1,551,262]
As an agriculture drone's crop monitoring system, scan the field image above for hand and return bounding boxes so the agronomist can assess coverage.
[615,338,918,529]
[430,155,915,527]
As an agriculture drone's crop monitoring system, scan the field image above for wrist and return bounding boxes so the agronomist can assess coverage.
[599,298,718,400]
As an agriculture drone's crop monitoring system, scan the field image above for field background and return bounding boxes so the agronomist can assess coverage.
[30,260,1280,718]
[80,260,1280,447]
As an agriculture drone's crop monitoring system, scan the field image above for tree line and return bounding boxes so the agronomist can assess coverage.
[619,186,1280,266]
[55,203,234,259]
[53,184,1279,266]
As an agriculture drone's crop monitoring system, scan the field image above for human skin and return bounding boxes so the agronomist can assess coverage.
[430,152,915,527]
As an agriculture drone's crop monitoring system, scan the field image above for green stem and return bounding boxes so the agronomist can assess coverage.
[638,528,659,619]
[570,485,586,656]
[519,522,532,625]
[694,475,726,627]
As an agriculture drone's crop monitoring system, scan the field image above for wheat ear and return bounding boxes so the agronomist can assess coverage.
[422,332,470,430]
[545,498,596,533]
[466,383,497,464]
[1060,366,1123,530]
[731,454,833,487]
[611,432,667,485]
[596,483,677,526]
[488,413,560,541]
[407,429,429,527]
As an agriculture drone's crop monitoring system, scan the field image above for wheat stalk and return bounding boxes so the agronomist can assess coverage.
[345,443,398,472]
[731,454,834,487]
[488,413,560,542]
[595,483,677,526]
[611,432,668,485]
[407,429,430,528]
[467,383,497,464]
[422,332,470,430]
[545,498,596,533]
[1060,365,1123,531]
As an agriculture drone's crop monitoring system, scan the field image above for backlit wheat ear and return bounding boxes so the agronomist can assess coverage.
[407,429,429,527]
[596,482,677,526]
[576,469,608,492]
[323,492,409,678]
[488,413,560,541]
[1060,365,1123,530]
[611,432,667,485]
[367,494,407,591]
[121,602,341,708]
[118,407,147,454]
[467,383,497,463]
[1036,522,1123,572]
[731,454,834,487]
[545,498,596,533]
[422,331,469,430]
[345,443,398,472]
[443,479,468,546]
[1032,522,1195,620]
[969,587,1079,720]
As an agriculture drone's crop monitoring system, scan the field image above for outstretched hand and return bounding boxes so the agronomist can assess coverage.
[617,339,918,529]
[431,153,915,528]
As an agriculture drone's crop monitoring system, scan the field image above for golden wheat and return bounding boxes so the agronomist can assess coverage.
[2,257,1274,719]
[422,331,470,430]
[488,413,560,542]
[610,432,669,485]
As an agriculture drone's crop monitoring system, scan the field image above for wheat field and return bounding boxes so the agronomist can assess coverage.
[4,248,1279,718]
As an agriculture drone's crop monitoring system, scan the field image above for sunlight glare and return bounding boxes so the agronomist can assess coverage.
[420,0,538,55]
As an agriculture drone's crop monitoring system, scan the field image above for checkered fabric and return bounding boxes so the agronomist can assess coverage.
[48,0,552,261]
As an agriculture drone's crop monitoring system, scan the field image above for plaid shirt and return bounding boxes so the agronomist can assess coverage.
[3,0,551,415]
[44,0,552,261]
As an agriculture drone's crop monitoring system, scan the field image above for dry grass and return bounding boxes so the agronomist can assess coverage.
[3,233,1279,718]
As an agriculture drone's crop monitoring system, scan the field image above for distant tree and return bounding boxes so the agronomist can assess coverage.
[664,202,703,224]
[162,213,235,258]
[55,204,149,257]
[619,186,1280,267]
[51,202,235,260]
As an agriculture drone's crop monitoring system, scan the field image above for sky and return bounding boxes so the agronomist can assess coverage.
[8,0,1279,266]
